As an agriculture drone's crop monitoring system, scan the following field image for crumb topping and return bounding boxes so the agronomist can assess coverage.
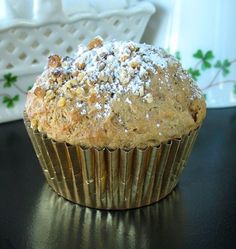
[30,36,203,122]
[30,37,205,141]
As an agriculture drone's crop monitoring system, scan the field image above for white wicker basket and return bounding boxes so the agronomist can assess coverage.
[0,1,155,123]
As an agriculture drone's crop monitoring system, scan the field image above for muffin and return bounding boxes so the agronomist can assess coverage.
[24,36,206,209]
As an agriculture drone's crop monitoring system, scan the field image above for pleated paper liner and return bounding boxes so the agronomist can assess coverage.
[24,112,199,210]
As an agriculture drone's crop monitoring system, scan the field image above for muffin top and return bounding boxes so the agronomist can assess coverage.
[25,36,206,148]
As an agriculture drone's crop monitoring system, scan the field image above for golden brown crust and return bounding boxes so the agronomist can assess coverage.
[47,54,62,68]
[25,37,206,148]
[87,36,104,50]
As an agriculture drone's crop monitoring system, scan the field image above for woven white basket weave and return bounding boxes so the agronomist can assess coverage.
[0,2,155,123]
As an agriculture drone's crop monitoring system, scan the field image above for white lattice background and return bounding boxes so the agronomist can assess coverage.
[0,3,155,76]
[0,2,155,123]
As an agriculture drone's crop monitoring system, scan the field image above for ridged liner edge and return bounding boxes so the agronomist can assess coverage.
[23,112,199,210]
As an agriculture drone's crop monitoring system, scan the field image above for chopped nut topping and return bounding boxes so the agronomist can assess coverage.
[48,78,54,84]
[37,125,43,132]
[77,72,85,81]
[45,90,55,102]
[65,81,72,88]
[85,78,91,85]
[31,118,38,129]
[108,75,113,83]
[34,87,46,98]
[57,97,66,107]
[76,87,85,96]
[128,42,138,51]
[57,77,63,85]
[48,54,61,68]
[65,79,77,89]
[130,61,140,69]
[89,87,97,95]
[66,91,76,99]
[76,62,86,70]
[88,88,97,104]
[99,71,108,82]
[120,55,129,62]
[68,79,77,86]
[30,38,201,125]
[87,36,104,50]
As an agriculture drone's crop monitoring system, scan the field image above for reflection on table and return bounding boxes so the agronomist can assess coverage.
[29,184,187,249]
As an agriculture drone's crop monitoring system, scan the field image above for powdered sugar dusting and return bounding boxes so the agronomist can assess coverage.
[68,37,177,116]
[33,37,202,118]
[71,38,173,98]
[70,38,174,116]
[125,97,132,104]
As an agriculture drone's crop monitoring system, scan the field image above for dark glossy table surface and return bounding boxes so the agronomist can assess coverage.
[1,108,236,249]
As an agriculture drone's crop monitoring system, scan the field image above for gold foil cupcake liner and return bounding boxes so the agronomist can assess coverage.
[24,112,199,210]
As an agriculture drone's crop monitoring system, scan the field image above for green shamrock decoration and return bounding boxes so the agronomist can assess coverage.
[2,95,19,108]
[214,59,231,76]
[234,84,236,95]
[174,51,181,61]
[1,73,26,108]
[1,72,33,108]
[188,68,201,81]
[193,49,214,70]
[27,85,33,91]
[3,73,17,88]
[171,49,235,96]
